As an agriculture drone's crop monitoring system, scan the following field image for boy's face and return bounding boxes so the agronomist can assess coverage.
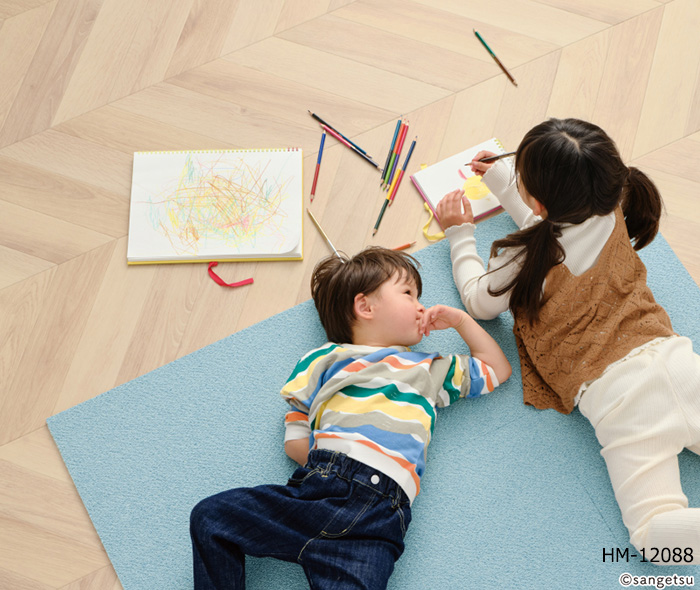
[362,272,425,347]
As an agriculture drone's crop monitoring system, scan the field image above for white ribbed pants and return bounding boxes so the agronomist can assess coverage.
[578,336,700,565]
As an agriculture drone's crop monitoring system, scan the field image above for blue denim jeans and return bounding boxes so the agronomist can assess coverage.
[190,449,412,590]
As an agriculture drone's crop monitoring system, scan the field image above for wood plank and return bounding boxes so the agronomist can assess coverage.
[659,217,700,287]
[115,261,207,385]
[413,0,608,46]
[55,105,233,155]
[0,426,71,483]
[274,0,331,33]
[0,0,102,147]
[0,460,102,547]
[441,77,506,159]
[54,237,155,414]
[0,155,128,238]
[224,37,451,114]
[633,135,700,186]
[220,0,286,54]
[591,7,664,160]
[170,59,393,139]
[0,568,53,590]
[0,242,115,445]
[0,244,53,291]
[532,0,659,24]
[0,129,134,195]
[278,14,495,92]
[0,0,53,19]
[60,565,123,590]
[0,2,55,131]
[166,0,239,78]
[52,0,149,125]
[0,515,107,588]
[114,82,323,152]
[335,0,560,66]
[0,199,113,265]
[546,29,611,122]
[0,269,55,407]
[633,0,700,158]
[107,0,194,100]
[493,51,561,152]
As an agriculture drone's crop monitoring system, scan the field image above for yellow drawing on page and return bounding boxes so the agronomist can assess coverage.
[463,175,490,200]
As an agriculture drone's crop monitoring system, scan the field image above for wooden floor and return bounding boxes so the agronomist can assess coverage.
[1,0,699,587]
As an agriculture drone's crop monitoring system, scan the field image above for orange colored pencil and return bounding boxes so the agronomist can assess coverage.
[391,241,416,251]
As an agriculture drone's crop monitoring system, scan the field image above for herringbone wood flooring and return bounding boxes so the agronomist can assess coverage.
[1,1,699,587]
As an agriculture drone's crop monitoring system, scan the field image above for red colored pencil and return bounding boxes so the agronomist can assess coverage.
[321,124,379,168]
[310,130,326,202]
[388,137,417,205]
[384,121,408,188]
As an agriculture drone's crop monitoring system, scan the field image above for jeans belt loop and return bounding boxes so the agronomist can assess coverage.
[324,451,337,476]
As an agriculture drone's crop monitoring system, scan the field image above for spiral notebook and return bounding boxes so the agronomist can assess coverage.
[410,138,506,227]
[127,148,303,264]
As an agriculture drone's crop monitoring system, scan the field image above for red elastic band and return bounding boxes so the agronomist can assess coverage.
[207,262,254,288]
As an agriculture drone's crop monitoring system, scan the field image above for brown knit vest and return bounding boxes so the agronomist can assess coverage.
[513,208,675,414]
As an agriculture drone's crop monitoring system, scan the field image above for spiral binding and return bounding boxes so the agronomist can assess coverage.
[135,147,301,155]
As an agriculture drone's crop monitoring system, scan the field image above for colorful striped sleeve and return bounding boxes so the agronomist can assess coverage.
[284,406,311,442]
[467,357,498,398]
[435,355,499,406]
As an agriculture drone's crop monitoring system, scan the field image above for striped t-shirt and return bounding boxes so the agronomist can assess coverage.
[281,343,499,503]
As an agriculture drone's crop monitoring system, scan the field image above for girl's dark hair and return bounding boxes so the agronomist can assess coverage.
[489,118,663,324]
[311,246,422,343]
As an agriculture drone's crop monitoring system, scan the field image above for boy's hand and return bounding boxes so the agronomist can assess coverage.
[436,189,474,229]
[421,305,467,337]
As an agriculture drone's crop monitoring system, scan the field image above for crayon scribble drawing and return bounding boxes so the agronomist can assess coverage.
[136,151,299,257]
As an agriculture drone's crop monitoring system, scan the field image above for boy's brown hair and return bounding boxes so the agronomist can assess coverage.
[311,246,422,343]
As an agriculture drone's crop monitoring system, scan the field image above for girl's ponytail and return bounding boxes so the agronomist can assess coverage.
[489,219,565,325]
[622,166,663,250]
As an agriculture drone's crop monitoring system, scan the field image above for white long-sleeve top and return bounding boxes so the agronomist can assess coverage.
[444,159,616,320]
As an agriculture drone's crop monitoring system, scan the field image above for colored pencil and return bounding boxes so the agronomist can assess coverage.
[385,168,400,199]
[383,121,407,187]
[392,241,416,251]
[473,29,517,87]
[466,151,516,165]
[307,208,342,260]
[388,137,417,205]
[310,131,326,202]
[385,121,408,190]
[372,198,390,236]
[382,119,402,181]
[321,124,380,169]
[308,110,368,155]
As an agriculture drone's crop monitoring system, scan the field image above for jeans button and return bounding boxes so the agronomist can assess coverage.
[371,475,380,485]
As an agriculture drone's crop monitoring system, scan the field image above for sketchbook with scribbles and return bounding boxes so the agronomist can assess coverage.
[410,138,506,227]
[127,148,303,264]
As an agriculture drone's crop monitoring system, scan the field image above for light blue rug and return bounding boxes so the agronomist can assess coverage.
[48,214,700,589]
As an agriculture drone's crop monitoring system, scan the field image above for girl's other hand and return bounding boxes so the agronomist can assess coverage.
[436,189,474,229]
[470,150,497,176]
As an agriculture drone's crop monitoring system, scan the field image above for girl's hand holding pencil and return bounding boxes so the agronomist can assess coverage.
[469,150,499,176]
